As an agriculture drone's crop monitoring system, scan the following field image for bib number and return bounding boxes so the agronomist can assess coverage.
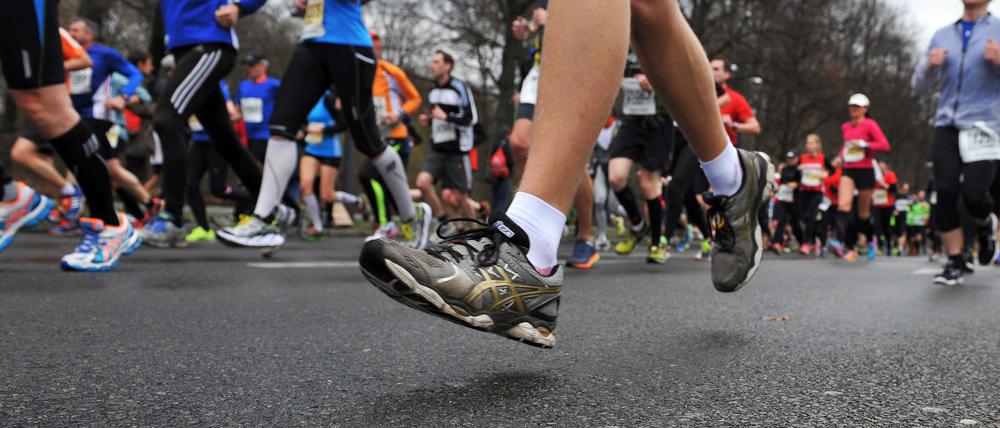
[69,68,92,95]
[958,122,1000,163]
[801,165,824,187]
[518,66,540,105]
[621,77,656,116]
[432,119,456,144]
[305,122,324,145]
[775,184,795,202]
[873,189,889,206]
[241,97,264,123]
[842,140,866,163]
[302,0,325,40]
[894,199,911,212]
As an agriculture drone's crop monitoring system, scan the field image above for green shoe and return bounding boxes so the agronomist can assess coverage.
[302,227,327,241]
[614,224,649,255]
[646,245,670,264]
[185,226,215,243]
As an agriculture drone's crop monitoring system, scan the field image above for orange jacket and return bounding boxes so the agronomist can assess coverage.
[373,59,422,140]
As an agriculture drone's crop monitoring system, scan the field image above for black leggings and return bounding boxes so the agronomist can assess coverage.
[269,42,385,157]
[186,141,253,229]
[772,201,803,245]
[153,44,262,223]
[664,138,710,239]
[797,190,824,245]
[875,206,894,252]
[932,126,998,231]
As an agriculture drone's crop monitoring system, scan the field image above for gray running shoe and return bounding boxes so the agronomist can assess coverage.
[703,149,775,292]
[215,215,285,248]
[398,202,432,250]
[360,214,562,348]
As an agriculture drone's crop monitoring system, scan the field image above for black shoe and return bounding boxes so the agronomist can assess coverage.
[933,260,964,286]
[977,214,998,266]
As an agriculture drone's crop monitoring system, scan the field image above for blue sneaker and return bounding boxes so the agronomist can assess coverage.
[61,214,142,271]
[675,225,693,253]
[566,239,600,269]
[827,238,845,258]
[866,237,878,261]
[0,182,53,252]
[141,212,187,248]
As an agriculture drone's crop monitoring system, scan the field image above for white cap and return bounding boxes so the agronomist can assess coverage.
[848,93,870,108]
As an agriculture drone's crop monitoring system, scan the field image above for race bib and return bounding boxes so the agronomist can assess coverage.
[69,68,93,95]
[518,66,540,105]
[958,122,1000,163]
[305,122,324,145]
[621,77,656,116]
[842,140,866,163]
[775,184,795,202]
[241,97,264,123]
[188,116,203,132]
[432,119,456,144]
[895,199,911,212]
[301,0,325,40]
[106,125,121,149]
[801,164,824,187]
[873,189,889,206]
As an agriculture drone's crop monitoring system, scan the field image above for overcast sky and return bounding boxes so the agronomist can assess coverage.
[889,0,1000,49]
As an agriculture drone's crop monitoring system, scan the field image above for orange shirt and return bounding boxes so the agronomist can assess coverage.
[59,28,89,89]
[373,59,422,140]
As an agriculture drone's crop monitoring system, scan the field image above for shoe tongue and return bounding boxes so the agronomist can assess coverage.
[79,218,105,233]
[487,212,531,249]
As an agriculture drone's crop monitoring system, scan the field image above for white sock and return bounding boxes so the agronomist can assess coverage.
[2,181,17,202]
[371,149,416,221]
[253,138,298,218]
[60,182,76,196]
[335,191,360,206]
[303,194,324,231]
[700,142,743,197]
[506,192,566,271]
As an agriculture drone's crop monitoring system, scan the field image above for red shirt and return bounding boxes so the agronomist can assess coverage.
[873,170,898,208]
[720,86,754,145]
[798,153,826,192]
[839,118,889,169]
[824,168,842,206]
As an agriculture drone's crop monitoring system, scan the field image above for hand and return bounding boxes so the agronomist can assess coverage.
[856,140,869,149]
[721,114,734,128]
[986,39,1000,67]
[418,113,430,126]
[293,0,308,12]
[229,110,242,122]
[512,93,520,105]
[215,4,240,28]
[431,106,448,120]
[381,112,400,126]
[635,73,653,93]
[927,47,947,68]
[127,95,141,105]
[306,123,324,135]
[106,96,126,111]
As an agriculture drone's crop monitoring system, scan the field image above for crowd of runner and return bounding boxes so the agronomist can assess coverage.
[1,0,998,343]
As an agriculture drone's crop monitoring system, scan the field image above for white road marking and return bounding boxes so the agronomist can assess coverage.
[912,268,941,275]
[921,407,948,414]
[959,419,979,426]
[247,261,358,269]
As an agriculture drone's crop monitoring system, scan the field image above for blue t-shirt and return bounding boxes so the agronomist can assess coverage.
[303,96,343,159]
[300,0,373,48]
[238,77,281,140]
[192,81,232,143]
[70,44,144,120]
[961,20,976,51]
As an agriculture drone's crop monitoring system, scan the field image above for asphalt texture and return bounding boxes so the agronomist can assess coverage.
[2,230,999,427]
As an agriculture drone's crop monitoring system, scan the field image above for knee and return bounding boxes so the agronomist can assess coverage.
[415,173,433,190]
[631,0,679,21]
[509,133,529,161]
[608,173,628,192]
[10,140,32,164]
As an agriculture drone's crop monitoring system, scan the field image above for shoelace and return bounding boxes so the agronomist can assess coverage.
[426,218,506,267]
[75,229,101,254]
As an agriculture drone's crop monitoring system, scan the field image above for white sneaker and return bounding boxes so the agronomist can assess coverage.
[61,214,142,271]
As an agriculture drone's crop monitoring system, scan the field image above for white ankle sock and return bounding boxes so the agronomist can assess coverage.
[335,191,360,206]
[2,181,17,202]
[700,142,743,197]
[506,192,566,271]
[253,138,298,218]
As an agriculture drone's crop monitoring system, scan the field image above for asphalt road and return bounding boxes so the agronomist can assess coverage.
[2,231,999,427]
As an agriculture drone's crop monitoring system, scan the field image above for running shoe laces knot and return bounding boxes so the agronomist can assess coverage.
[75,230,101,254]
[707,201,735,251]
[426,218,505,267]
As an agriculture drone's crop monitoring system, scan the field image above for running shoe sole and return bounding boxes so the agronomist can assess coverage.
[0,195,53,252]
[933,276,963,286]
[360,240,556,348]
[977,214,999,266]
[215,229,285,248]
